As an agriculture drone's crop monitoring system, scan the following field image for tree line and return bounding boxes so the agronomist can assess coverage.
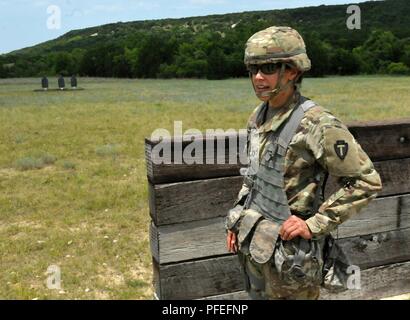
[2,0,410,79]
[2,29,410,79]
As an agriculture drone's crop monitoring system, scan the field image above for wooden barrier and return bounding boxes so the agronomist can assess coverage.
[145,119,410,300]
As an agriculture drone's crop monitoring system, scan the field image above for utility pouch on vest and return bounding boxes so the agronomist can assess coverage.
[249,219,281,264]
[238,209,263,252]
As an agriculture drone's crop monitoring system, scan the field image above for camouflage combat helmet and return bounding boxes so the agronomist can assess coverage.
[244,26,311,72]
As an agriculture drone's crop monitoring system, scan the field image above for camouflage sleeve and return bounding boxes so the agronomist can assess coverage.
[304,111,382,238]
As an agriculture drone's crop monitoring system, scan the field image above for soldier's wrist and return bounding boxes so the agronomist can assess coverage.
[225,205,244,232]
[305,216,322,240]
[225,221,240,234]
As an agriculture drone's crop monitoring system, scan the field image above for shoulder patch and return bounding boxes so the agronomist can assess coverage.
[334,140,349,160]
[323,127,361,177]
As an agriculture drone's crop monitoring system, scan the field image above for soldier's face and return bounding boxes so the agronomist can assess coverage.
[251,65,299,103]
[252,68,280,101]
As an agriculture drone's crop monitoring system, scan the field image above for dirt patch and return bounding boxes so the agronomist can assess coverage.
[96,266,125,287]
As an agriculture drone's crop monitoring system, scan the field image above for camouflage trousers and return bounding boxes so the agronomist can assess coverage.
[239,251,320,300]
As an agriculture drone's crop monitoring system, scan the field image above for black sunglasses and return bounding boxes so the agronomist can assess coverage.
[247,63,281,75]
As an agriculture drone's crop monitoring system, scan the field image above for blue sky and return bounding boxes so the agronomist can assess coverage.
[0,0,374,54]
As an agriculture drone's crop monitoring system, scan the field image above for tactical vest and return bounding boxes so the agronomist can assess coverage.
[244,96,317,223]
[238,97,345,289]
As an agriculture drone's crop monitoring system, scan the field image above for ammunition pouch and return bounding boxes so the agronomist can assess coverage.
[237,209,263,254]
[249,219,281,264]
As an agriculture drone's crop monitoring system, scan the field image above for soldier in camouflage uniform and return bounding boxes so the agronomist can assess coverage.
[225,26,382,300]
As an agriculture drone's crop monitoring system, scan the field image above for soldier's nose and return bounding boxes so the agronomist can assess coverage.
[255,71,265,80]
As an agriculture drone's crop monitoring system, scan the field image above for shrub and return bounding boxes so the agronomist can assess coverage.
[14,153,57,171]
[15,157,44,171]
[62,161,76,170]
[95,144,120,159]
[387,62,410,75]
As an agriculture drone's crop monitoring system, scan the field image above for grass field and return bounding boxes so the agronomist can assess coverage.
[0,76,409,300]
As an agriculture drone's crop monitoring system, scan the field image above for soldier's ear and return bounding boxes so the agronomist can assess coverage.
[287,67,300,81]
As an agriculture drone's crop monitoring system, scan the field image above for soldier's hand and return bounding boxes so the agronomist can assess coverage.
[226,230,238,253]
[279,215,312,241]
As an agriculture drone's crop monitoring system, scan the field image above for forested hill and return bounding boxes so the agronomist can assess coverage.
[1,0,410,78]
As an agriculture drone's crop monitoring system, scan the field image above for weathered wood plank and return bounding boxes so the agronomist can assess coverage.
[153,224,410,268]
[199,265,410,300]
[147,163,242,185]
[149,222,160,263]
[319,261,410,300]
[150,159,410,226]
[151,195,410,264]
[153,255,244,300]
[154,254,410,300]
[373,158,410,196]
[145,121,410,184]
[152,217,226,264]
[148,182,157,224]
[145,133,246,184]
[152,257,161,300]
[347,119,410,161]
[339,227,410,269]
[149,176,243,225]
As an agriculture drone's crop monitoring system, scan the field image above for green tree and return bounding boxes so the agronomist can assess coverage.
[354,30,400,73]
[330,48,360,75]
[399,41,410,68]
[0,64,7,78]
[173,43,208,78]
[0,56,9,78]
[124,47,139,77]
[206,47,228,80]
[113,54,132,78]
[304,33,332,77]
[134,33,177,78]
[54,52,74,76]
[71,48,86,74]
[79,48,99,76]
[79,44,122,77]
[158,63,178,78]
[225,52,247,77]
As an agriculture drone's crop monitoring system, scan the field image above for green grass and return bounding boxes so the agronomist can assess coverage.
[0,76,409,300]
